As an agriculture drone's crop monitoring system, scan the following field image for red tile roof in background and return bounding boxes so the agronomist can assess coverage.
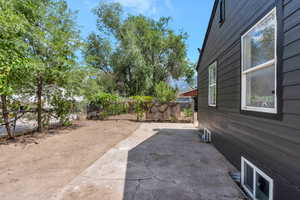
[180,89,198,97]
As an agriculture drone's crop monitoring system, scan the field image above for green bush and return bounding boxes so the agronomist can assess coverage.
[50,94,75,126]
[183,108,193,118]
[89,92,130,119]
[130,96,153,121]
[99,111,108,120]
[154,82,177,103]
[109,102,129,115]
[90,92,119,108]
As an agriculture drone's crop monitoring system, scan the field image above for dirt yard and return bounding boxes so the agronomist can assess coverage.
[0,114,140,200]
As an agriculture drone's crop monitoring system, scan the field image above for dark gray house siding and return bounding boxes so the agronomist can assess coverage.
[197,0,300,199]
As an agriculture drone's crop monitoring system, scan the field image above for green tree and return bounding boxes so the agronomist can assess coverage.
[154,81,177,103]
[26,0,81,132]
[85,2,195,96]
[84,33,112,73]
[82,33,117,94]
[0,0,33,138]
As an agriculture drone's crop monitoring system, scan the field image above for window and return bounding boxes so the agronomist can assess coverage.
[241,157,274,200]
[208,62,217,106]
[219,0,225,24]
[241,9,277,113]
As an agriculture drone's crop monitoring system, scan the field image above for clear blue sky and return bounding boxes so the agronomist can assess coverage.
[65,0,214,64]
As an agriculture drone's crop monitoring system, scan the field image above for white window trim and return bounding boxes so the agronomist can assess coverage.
[208,62,217,107]
[241,157,274,200]
[241,8,277,114]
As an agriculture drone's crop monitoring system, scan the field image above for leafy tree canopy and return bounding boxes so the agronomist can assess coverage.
[84,2,195,96]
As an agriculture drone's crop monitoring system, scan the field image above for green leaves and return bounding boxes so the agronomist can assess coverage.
[84,33,112,73]
[0,0,82,132]
[86,2,195,96]
[0,0,32,95]
[130,96,153,121]
[93,2,122,36]
[154,82,177,103]
[90,92,119,107]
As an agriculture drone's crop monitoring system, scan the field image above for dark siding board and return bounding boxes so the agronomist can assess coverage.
[198,64,209,74]
[200,111,300,160]
[218,43,241,65]
[198,100,208,105]
[219,58,240,74]
[218,94,240,100]
[199,83,208,89]
[282,69,300,86]
[199,82,208,88]
[202,1,275,67]
[283,0,292,6]
[197,1,300,198]
[199,76,208,83]
[198,87,206,92]
[219,65,240,78]
[228,111,295,129]
[218,55,241,69]
[283,113,300,129]
[213,133,300,200]
[283,85,300,99]
[200,110,300,154]
[283,100,300,115]
[202,0,250,65]
[218,74,239,85]
[217,105,240,112]
[219,80,240,90]
[283,9,300,32]
[217,99,240,105]
[217,108,239,113]
[219,59,240,76]
[283,1,300,19]
[282,54,300,72]
[283,39,300,59]
[210,111,300,144]
[219,73,239,84]
[218,88,239,96]
[283,23,300,46]
[198,85,207,89]
[198,88,207,92]
[202,1,247,63]
[218,93,240,99]
[216,97,240,103]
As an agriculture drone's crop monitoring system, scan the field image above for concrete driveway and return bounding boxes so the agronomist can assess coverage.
[51,123,244,200]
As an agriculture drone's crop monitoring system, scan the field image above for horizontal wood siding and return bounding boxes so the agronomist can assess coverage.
[198,0,300,199]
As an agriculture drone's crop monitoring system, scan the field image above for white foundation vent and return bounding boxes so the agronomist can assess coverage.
[202,128,212,143]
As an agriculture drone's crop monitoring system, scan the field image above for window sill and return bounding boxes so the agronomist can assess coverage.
[240,109,282,121]
[241,106,277,114]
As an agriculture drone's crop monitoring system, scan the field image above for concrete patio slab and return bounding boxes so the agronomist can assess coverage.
[51,123,245,200]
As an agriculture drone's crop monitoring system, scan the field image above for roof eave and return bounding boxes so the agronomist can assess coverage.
[196,0,220,70]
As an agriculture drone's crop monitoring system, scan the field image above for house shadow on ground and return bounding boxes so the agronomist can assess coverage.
[122,127,244,200]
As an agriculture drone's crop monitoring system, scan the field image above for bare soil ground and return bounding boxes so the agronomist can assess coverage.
[0,114,140,200]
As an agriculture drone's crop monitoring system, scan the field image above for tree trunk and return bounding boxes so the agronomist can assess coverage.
[1,95,12,138]
[37,77,43,132]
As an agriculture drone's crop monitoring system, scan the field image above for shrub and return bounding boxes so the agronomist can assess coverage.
[183,108,193,118]
[130,96,153,121]
[50,94,75,126]
[90,92,119,108]
[154,82,177,103]
[89,92,129,119]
